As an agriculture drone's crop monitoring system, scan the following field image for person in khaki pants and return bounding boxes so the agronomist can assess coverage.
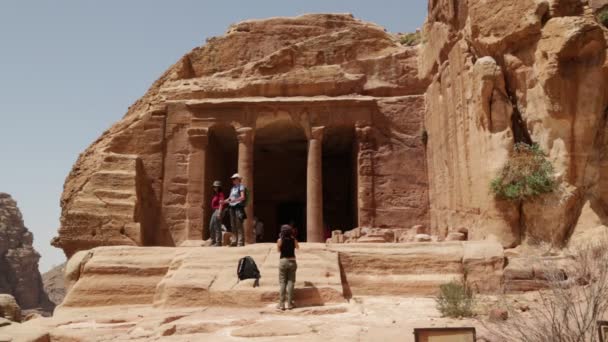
[224,173,246,246]
[276,224,299,310]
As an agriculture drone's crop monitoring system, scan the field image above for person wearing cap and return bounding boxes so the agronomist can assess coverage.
[208,180,225,246]
[224,173,247,246]
[276,224,299,310]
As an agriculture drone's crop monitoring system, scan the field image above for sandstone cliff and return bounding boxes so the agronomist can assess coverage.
[421,0,608,247]
[53,5,608,256]
[0,193,52,311]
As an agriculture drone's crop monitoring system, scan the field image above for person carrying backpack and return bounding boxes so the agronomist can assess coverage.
[224,173,247,247]
[277,224,299,310]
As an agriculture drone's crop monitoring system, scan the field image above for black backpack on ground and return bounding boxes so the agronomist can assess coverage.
[237,256,261,287]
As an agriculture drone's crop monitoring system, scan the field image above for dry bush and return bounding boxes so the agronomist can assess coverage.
[484,240,608,342]
[398,31,421,46]
[436,280,476,318]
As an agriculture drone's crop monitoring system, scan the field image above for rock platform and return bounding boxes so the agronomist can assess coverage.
[1,241,505,341]
[60,241,504,310]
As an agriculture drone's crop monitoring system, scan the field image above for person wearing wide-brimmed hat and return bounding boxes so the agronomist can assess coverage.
[224,173,247,246]
[208,180,225,246]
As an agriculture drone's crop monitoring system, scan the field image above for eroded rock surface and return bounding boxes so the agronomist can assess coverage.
[0,193,52,312]
[0,297,485,342]
[55,242,503,311]
[60,244,343,309]
[52,13,430,256]
[42,263,66,307]
[422,0,608,248]
[52,7,608,258]
[0,294,20,322]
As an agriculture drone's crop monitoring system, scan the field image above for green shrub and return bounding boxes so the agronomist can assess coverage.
[436,281,475,318]
[598,9,608,28]
[490,143,556,201]
[399,32,421,46]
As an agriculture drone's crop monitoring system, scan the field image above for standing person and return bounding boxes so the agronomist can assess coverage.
[208,181,224,246]
[225,173,247,246]
[253,217,264,242]
[277,224,299,310]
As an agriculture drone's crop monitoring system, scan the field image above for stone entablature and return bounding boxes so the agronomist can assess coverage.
[160,96,385,246]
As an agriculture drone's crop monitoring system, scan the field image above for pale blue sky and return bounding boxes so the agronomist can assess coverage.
[0,1,427,272]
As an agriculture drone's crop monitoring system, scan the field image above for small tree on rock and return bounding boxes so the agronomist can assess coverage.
[490,143,556,201]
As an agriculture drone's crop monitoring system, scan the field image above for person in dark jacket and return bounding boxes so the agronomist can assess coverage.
[277,224,299,310]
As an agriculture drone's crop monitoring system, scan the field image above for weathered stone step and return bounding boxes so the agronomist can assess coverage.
[61,247,175,307]
[331,241,504,294]
[59,242,505,310]
[346,273,463,296]
[154,243,343,308]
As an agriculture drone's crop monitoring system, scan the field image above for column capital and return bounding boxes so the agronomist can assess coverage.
[355,125,373,139]
[355,126,375,148]
[310,126,325,141]
[187,127,209,146]
[236,127,254,145]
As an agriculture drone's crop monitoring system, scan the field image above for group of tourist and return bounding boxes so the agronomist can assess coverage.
[208,173,247,247]
[206,173,299,310]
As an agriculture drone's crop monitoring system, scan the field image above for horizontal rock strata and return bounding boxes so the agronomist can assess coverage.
[60,242,504,309]
[0,193,52,312]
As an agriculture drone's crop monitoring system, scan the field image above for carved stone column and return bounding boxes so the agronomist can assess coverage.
[307,126,325,242]
[187,127,208,240]
[237,127,255,244]
[355,126,375,228]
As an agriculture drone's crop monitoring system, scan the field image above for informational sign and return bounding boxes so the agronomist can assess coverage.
[413,327,476,342]
[599,321,608,342]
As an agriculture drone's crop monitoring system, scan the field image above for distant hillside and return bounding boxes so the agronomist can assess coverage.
[0,193,53,312]
[42,263,66,306]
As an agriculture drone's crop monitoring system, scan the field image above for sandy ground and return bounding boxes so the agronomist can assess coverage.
[1,296,493,341]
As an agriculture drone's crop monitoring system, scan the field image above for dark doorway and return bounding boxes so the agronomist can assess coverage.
[253,120,307,242]
[323,126,357,235]
[276,201,306,242]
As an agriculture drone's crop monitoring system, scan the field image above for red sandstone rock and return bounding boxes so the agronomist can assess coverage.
[422,0,608,248]
[503,255,577,292]
[0,194,53,312]
[446,232,466,241]
[53,242,504,311]
[414,234,432,242]
[488,308,509,321]
[590,0,608,11]
[53,14,430,256]
[60,244,343,309]
[42,264,66,307]
[0,294,21,322]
